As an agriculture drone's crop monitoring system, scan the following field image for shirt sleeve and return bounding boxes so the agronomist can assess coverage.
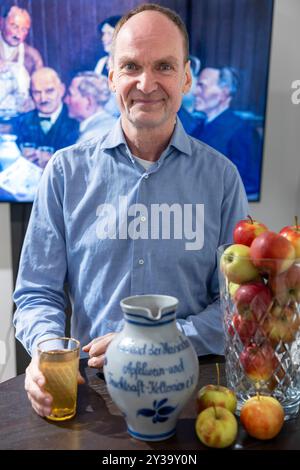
[13,153,68,356]
[177,164,249,355]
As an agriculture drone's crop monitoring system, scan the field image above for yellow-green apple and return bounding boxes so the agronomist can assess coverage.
[195,406,238,448]
[229,281,240,298]
[262,304,300,345]
[240,395,284,440]
[230,312,260,345]
[250,231,295,275]
[233,216,268,247]
[197,384,237,414]
[234,282,273,322]
[269,264,300,306]
[279,218,300,259]
[220,244,259,284]
[240,342,278,382]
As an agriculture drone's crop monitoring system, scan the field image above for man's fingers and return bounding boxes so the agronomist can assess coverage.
[82,337,102,352]
[89,333,115,357]
[31,401,51,418]
[82,342,92,352]
[88,355,105,369]
[26,381,52,405]
[26,357,45,387]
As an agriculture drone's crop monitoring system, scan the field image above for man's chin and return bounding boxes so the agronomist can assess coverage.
[127,111,169,129]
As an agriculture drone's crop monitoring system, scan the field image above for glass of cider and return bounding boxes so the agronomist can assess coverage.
[37,337,80,421]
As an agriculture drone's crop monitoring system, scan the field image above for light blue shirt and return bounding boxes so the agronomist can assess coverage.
[13,118,248,356]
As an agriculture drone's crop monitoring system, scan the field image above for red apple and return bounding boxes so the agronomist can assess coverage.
[240,395,284,440]
[250,231,296,275]
[220,244,259,284]
[197,384,237,413]
[240,342,277,382]
[269,264,300,306]
[262,303,300,345]
[195,406,238,448]
[279,217,300,258]
[231,312,259,345]
[233,216,268,247]
[234,282,273,322]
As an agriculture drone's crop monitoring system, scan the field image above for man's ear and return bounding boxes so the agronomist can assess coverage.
[60,83,66,98]
[108,69,116,93]
[182,60,192,95]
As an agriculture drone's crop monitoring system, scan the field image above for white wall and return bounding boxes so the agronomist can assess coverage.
[250,0,300,230]
[0,204,16,381]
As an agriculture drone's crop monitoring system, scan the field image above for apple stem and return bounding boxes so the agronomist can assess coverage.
[213,403,218,419]
[216,363,220,389]
[295,216,299,232]
[247,214,254,224]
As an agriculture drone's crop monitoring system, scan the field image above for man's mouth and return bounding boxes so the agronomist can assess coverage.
[132,99,163,106]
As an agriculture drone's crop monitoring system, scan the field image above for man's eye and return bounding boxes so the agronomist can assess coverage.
[124,63,138,71]
[159,63,173,71]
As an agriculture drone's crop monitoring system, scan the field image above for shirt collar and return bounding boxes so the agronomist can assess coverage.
[38,103,63,125]
[100,116,192,157]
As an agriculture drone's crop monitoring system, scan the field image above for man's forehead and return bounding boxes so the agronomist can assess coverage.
[115,11,184,54]
[7,12,30,27]
[117,51,179,65]
[200,69,220,83]
[32,74,59,89]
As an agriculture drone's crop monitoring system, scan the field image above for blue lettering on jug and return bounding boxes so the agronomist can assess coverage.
[123,361,166,380]
[117,337,190,356]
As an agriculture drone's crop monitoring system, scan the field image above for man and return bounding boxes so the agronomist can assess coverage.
[17,67,79,159]
[65,71,117,142]
[192,67,263,199]
[0,6,43,112]
[13,4,247,417]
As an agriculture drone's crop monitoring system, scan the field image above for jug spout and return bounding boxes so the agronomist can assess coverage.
[120,294,178,321]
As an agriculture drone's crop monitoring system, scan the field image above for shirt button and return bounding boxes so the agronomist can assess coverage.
[144,174,149,179]
[141,216,146,222]
[138,259,144,265]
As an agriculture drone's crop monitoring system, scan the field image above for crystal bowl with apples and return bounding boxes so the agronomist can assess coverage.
[217,217,300,419]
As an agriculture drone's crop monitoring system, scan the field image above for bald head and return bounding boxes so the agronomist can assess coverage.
[2,6,31,47]
[31,67,65,115]
[111,4,189,64]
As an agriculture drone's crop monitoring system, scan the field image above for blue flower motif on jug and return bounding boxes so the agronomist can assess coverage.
[137,398,176,423]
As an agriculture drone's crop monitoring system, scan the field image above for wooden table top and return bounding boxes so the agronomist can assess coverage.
[0,356,299,451]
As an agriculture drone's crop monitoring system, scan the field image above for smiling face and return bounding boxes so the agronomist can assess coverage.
[109,11,191,133]
[2,8,31,47]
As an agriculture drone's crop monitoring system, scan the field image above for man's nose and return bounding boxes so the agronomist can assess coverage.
[40,91,48,102]
[136,71,158,94]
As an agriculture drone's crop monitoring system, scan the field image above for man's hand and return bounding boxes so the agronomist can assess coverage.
[25,356,85,417]
[25,356,52,417]
[82,332,116,369]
